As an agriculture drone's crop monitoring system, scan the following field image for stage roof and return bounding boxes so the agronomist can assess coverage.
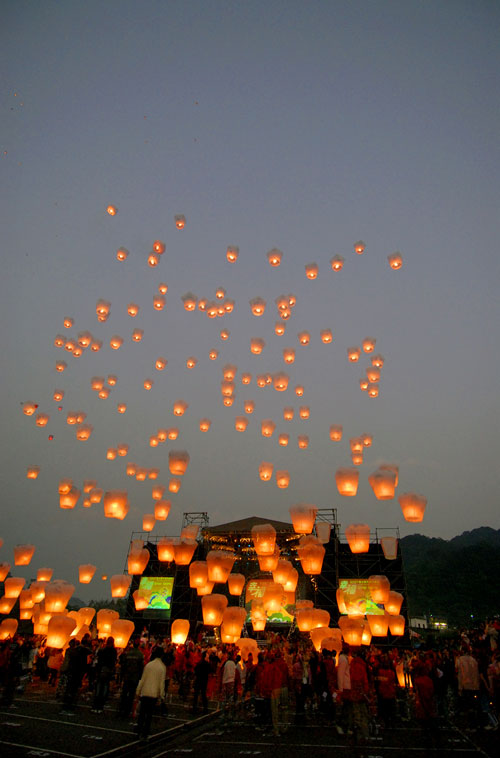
[204,515,294,534]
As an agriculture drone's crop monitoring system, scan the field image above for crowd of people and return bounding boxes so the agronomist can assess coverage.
[0,618,498,743]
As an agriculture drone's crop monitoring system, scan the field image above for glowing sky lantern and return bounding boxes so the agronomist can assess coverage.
[283,407,294,421]
[243,400,255,414]
[282,347,295,364]
[215,286,226,300]
[44,580,74,611]
[37,568,53,582]
[169,450,190,476]
[339,616,365,645]
[316,522,331,544]
[379,463,399,486]
[143,378,153,391]
[0,618,19,641]
[174,213,186,229]
[367,382,379,397]
[14,544,35,566]
[77,331,92,348]
[352,451,363,466]
[360,378,369,391]
[388,251,403,269]
[299,406,310,420]
[103,490,129,520]
[96,299,111,319]
[26,466,40,479]
[329,424,343,441]
[131,328,144,344]
[220,328,230,341]
[330,254,345,271]
[298,535,325,574]
[241,372,251,385]
[110,574,132,598]
[171,618,190,645]
[249,297,266,316]
[127,302,139,317]
[250,337,265,355]
[266,248,283,266]
[78,564,97,583]
[366,366,381,383]
[362,337,376,353]
[305,262,319,279]
[63,317,74,329]
[136,467,148,480]
[346,523,371,553]
[350,437,364,454]
[297,434,309,449]
[368,575,390,604]
[228,573,245,596]
[153,499,170,521]
[128,548,149,574]
[169,478,181,493]
[89,487,103,504]
[116,246,129,261]
[142,514,155,532]
[223,298,235,313]
[53,389,64,402]
[369,468,397,500]
[54,334,65,348]
[157,537,175,562]
[221,379,235,398]
[91,339,103,352]
[399,492,427,522]
[153,294,166,311]
[98,387,110,399]
[35,413,49,427]
[278,433,289,447]
[381,536,398,560]
[290,504,318,534]
[276,470,290,489]
[202,594,228,626]
[189,561,208,588]
[297,331,310,346]
[106,448,117,460]
[347,346,361,362]
[55,360,67,372]
[167,427,179,440]
[60,486,80,509]
[206,550,235,582]
[107,204,117,215]
[226,245,239,262]
[335,467,359,496]
[251,523,276,556]
[235,416,249,431]
[261,419,276,437]
[256,374,267,388]
[173,399,188,417]
[295,385,304,397]
[259,461,273,481]
[354,240,365,254]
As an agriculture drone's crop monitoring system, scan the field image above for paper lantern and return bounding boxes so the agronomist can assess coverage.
[44,581,74,611]
[60,486,81,509]
[181,292,197,311]
[250,337,265,355]
[53,389,64,402]
[207,550,235,583]
[228,573,245,596]
[103,490,129,520]
[173,400,188,417]
[368,575,390,604]
[37,568,53,582]
[261,419,276,438]
[126,463,137,477]
[13,544,35,567]
[168,450,190,477]
[320,329,333,344]
[262,583,284,613]
[243,400,255,414]
[381,536,398,560]
[157,537,175,562]
[347,346,361,362]
[220,328,230,341]
[251,524,276,556]
[362,337,376,354]
[266,248,282,266]
[385,591,404,615]
[133,590,148,610]
[47,616,76,648]
[167,428,179,440]
[251,602,267,631]
[336,588,347,615]
[153,294,166,311]
[277,433,289,447]
[283,347,295,364]
[349,437,364,454]
[151,485,165,501]
[290,504,317,534]
[256,374,267,388]
[78,564,96,584]
[259,461,274,481]
[272,560,293,587]
[111,619,134,648]
[170,618,190,645]
[18,589,33,611]
[35,413,49,427]
[0,619,19,640]
[222,607,247,638]
[226,245,239,262]
[249,297,266,317]
[367,612,390,637]
[221,380,234,398]
[189,562,208,588]
[367,383,379,397]
[4,577,25,598]
[388,615,405,636]
[368,468,396,499]
[142,514,155,532]
[351,451,363,466]
[132,328,144,342]
[329,424,343,441]
[345,524,370,553]
[169,478,181,493]
[110,574,132,598]
[202,594,228,626]
[97,609,119,636]
[128,549,149,575]
[106,448,118,460]
[257,547,280,571]
[371,353,384,368]
[316,522,331,544]
[276,470,290,489]
[282,407,294,422]
[339,616,365,645]
[399,492,427,522]
[83,480,97,494]
[297,331,310,347]
[275,321,286,337]
[388,252,403,270]
[296,608,314,632]
[174,539,197,565]
[298,539,325,575]
[354,240,365,254]
[116,246,129,261]
[335,468,359,496]
[283,566,299,592]
[330,255,344,271]
[91,339,103,352]
[305,262,319,280]
[0,596,16,614]
[143,379,154,391]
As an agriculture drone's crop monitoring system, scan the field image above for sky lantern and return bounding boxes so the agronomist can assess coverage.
[282,347,295,364]
[107,204,117,216]
[127,303,140,318]
[362,337,376,353]
[272,372,289,391]
[189,561,208,588]
[35,413,49,427]
[169,478,181,493]
[208,349,219,361]
[223,364,237,381]
[347,346,361,363]
[305,262,319,279]
[330,254,345,271]
[297,434,309,449]
[385,591,404,615]
[131,328,144,344]
[202,594,228,626]
[283,406,294,421]
[226,245,239,262]
[296,608,314,632]
[37,568,53,582]
[182,292,197,311]
[345,524,370,553]
[47,616,76,649]
[98,387,110,399]
[103,490,129,520]
[256,374,267,388]
[352,451,363,466]
[369,468,397,500]
[379,463,399,487]
[367,612,390,637]
[278,433,289,446]
[110,574,132,598]
[249,297,266,316]
[78,564,97,583]
[133,590,148,611]
[266,248,283,266]
[174,213,186,229]
[339,616,365,645]
[311,608,330,629]
[169,450,190,475]
[135,467,148,480]
[157,537,175,562]
[14,544,35,566]
[186,357,197,369]
[26,466,40,479]
[243,400,255,415]
[257,546,280,571]
[221,379,235,397]
[77,331,92,348]
[399,492,427,522]
[53,389,64,402]
[206,302,218,318]
[96,609,119,637]
[59,478,73,495]
[367,382,379,397]
[171,619,190,645]
[388,615,405,636]
[368,575,390,604]
[197,580,215,596]
[251,602,267,631]
[262,583,285,613]
[172,399,188,417]
[223,298,235,313]
[23,401,38,416]
[128,548,149,575]
[354,240,365,255]
[154,500,171,521]
[316,522,331,544]
[298,536,325,574]
[241,372,252,384]
[388,251,403,270]
[116,246,129,261]
[299,406,310,420]
[111,619,135,649]
[96,299,111,319]
[90,339,103,352]
[366,366,381,383]
[350,437,364,453]
[259,461,274,481]
[290,504,318,534]
[110,335,123,350]
[251,523,276,556]
[362,433,373,448]
[228,573,245,595]
[250,337,265,355]
[45,581,75,611]
[64,338,76,353]
[60,486,81,509]
[371,353,385,368]
[381,536,398,560]
[335,467,359,496]
[63,317,74,329]
[106,448,118,460]
[320,329,333,344]
[142,514,155,532]
[235,415,249,431]
[54,334,66,348]
[275,321,286,336]
[199,418,211,433]
[0,597,17,614]
[126,463,137,477]
[152,239,165,254]
[222,606,247,638]
[91,376,105,392]
[19,589,33,611]
[153,294,166,311]
[117,443,129,457]
[215,286,226,300]
[298,331,310,346]
[4,577,25,598]
[283,566,299,593]
[0,619,19,640]
[220,328,230,341]
[206,550,235,582]
[336,587,347,614]
[261,419,276,437]
[167,428,179,440]
[55,360,67,372]
[276,470,290,489]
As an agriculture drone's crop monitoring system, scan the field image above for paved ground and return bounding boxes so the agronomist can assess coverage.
[0,683,497,758]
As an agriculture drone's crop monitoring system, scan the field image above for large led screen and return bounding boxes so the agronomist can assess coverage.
[339,578,384,616]
[137,576,174,615]
[245,577,294,624]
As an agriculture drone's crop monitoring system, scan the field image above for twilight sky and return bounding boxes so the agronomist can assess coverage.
[1,0,499,602]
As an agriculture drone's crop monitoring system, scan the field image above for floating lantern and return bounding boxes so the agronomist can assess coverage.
[47,616,76,648]
[14,544,35,566]
[181,292,197,311]
[4,577,25,598]
[249,297,266,316]
[189,562,208,588]
[330,255,345,271]
[90,339,103,352]
[283,347,295,364]
[251,524,276,555]
[110,335,123,350]
[157,537,175,562]
[372,353,385,368]
[320,329,333,344]
[305,262,319,279]
[152,239,165,254]
[126,463,137,477]
[267,248,282,266]
[299,406,310,420]
[352,451,363,465]
[169,450,190,476]
[143,378,154,391]
[354,240,365,255]
[350,437,364,453]
[379,463,399,486]
[297,434,309,449]
[107,448,118,460]
[174,214,186,229]
[55,360,67,372]
[311,609,330,629]
[250,337,265,355]
[362,433,373,448]
[345,524,370,553]
[222,607,247,638]
[0,619,19,640]
[256,374,267,388]
[228,574,245,596]
[77,331,92,348]
[142,514,155,532]
[262,583,285,613]
[44,581,74,611]
[399,492,427,522]
[96,609,119,637]
[366,366,380,383]
[60,486,80,509]
[54,334,66,348]
[153,294,166,311]
[136,468,148,481]
[221,380,234,397]
[367,382,379,397]
[37,568,53,582]
[296,608,314,632]
[272,560,292,587]
[335,467,359,496]
[128,549,149,575]
[388,252,403,270]
[275,321,286,336]
[103,490,129,520]
[107,204,117,216]
[116,443,128,457]
[243,400,255,414]
[276,470,290,488]
[235,416,249,431]
[278,433,289,446]
[110,619,134,649]
[201,594,228,626]
[241,373,252,385]
[339,616,365,645]
[220,328,230,341]
[131,328,144,343]
[116,246,129,261]
[290,504,318,534]
[208,349,219,361]
[283,407,294,420]
[273,372,289,391]
[298,331,310,346]
[133,590,148,611]
[257,546,280,572]
[27,466,40,480]
[259,462,274,481]
[35,413,49,427]
[78,564,96,584]
[110,574,131,598]
[367,612,390,637]
[329,424,343,441]
[261,419,276,438]
[155,357,167,371]
[283,567,298,592]
[298,537,325,574]
[381,536,398,560]
[368,575,390,604]
[251,602,267,631]
[385,591,404,615]
[154,500,171,521]
[174,539,197,565]
[0,597,16,614]
[362,337,376,353]
[347,346,361,362]
[369,468,397,500]
[206,550,235,583]
[171,618,190,645]
[173,400,188,416]
[167,428,179,440]
[226,245,239,262]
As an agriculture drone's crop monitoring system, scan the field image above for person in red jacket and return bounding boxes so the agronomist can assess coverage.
[270,650,289,736]
[349,648,370,742]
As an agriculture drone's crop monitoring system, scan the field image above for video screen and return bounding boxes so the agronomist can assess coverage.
[339,578,384,616]
[137,576,174,615]
[245,577,294,624]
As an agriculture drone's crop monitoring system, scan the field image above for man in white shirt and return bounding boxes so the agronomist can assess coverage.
[135,648,166,740]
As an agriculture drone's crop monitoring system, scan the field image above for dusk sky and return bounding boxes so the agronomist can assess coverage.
[1,0,499,602]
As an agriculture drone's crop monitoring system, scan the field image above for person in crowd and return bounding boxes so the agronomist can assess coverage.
[135,647,166,740]
[118,637,144,719]
[192,649,211,714]
[91,636,117,713]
